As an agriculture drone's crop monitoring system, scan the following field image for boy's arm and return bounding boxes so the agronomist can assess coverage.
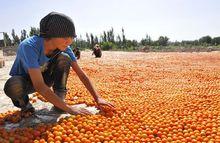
[71,61,100,102]
[71,61,115,109]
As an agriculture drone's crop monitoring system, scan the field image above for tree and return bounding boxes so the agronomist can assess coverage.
[116,34,122,49]
[131,40,138,47]
[103,31,107,42]
[71,35,88,50]
[107,31,111,42]
[86,33,90,48]
[211,37,220,45]
[3,32,12,46]
[126,40,138,50]
[20,29,27,41]
[90,33,94,48]
[116,35,121,43]
[199,35,212,44]
[193,40,199,46]
[157,36,169,46]
[109,27,115,43]
[79,35,83,47]
[102,42,115,50]
[122,28,126,43]
[94,36,99,44]
[11,29,20,45]
[141,34,152,46]
[122,28,126,49]
[29,27,40,37]
[173,41,181,46]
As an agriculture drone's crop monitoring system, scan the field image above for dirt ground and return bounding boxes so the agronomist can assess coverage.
[0,54,17,112]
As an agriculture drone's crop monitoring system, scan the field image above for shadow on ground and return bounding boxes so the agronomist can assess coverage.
[1,99,99,130]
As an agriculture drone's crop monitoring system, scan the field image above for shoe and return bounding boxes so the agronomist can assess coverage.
[51,91,66,113]
[51,106,65,113]
[55,91,66,100]
[21,102,35,114]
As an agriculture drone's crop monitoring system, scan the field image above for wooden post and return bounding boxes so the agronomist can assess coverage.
[0,32,5,68]
[0,58,5,68]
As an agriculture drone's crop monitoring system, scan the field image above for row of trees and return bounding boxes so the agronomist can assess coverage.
[73,28,134,50]
[74,28,172,50]
[178,36,220,46]
[74,29,220,51]
[2,27,39,46]
[2,27,220,51]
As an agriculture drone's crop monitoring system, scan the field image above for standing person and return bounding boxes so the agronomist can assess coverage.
[4,12,114,115]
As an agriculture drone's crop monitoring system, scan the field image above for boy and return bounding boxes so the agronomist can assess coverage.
[4,12,114,115]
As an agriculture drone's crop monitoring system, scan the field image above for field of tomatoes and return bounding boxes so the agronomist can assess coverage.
[1,51,220,143]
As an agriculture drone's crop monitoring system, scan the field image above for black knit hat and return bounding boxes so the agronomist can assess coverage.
[40,12,76,38]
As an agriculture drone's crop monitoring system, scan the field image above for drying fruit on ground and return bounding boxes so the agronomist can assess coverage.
[1,51,220,142]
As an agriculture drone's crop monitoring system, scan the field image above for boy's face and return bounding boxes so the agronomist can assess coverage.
[51,37,73,51]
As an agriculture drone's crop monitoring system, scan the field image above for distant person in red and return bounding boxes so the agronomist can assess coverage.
[92,44,102,58]
[73,47,80,59]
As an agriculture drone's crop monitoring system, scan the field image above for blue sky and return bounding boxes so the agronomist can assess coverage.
[0,0,219,41]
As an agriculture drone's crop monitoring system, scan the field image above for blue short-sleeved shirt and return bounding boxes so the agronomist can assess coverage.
[9,35,76,76]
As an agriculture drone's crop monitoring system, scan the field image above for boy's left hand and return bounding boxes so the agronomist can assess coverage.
[96,97,115,112]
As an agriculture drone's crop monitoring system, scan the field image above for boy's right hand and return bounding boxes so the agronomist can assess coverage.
[68,105,92,115]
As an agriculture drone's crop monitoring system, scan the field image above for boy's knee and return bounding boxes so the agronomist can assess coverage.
[4,76,26,99]
[58,53,71,61]
[56,53,71,67]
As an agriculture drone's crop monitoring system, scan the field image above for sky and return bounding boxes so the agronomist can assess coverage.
[0,0,219,42]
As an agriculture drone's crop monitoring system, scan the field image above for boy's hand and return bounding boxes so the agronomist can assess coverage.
[96,98,115,112]
[68,106,92,115]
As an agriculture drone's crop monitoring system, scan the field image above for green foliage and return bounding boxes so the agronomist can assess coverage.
[107,28,115,43]
[20,29,27,42]
[3,32,11,46]
[157,36,169,46]
[11,29,20,45]
[29,27,40,37]
[94,36,99,44]
[72,35,88,50]
[141,34,152,46]
[2,26,220,52]
[90,33,94,48]
[102,31,107,42]
[199,35,212,45]
[101,42,116,50]
[212,37,220,45]
[125,40,138,50]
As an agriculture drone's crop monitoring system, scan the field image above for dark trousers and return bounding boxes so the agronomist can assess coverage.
[4,53,71,108]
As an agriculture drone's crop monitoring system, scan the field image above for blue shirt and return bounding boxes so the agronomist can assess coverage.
[10,35,76,76]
